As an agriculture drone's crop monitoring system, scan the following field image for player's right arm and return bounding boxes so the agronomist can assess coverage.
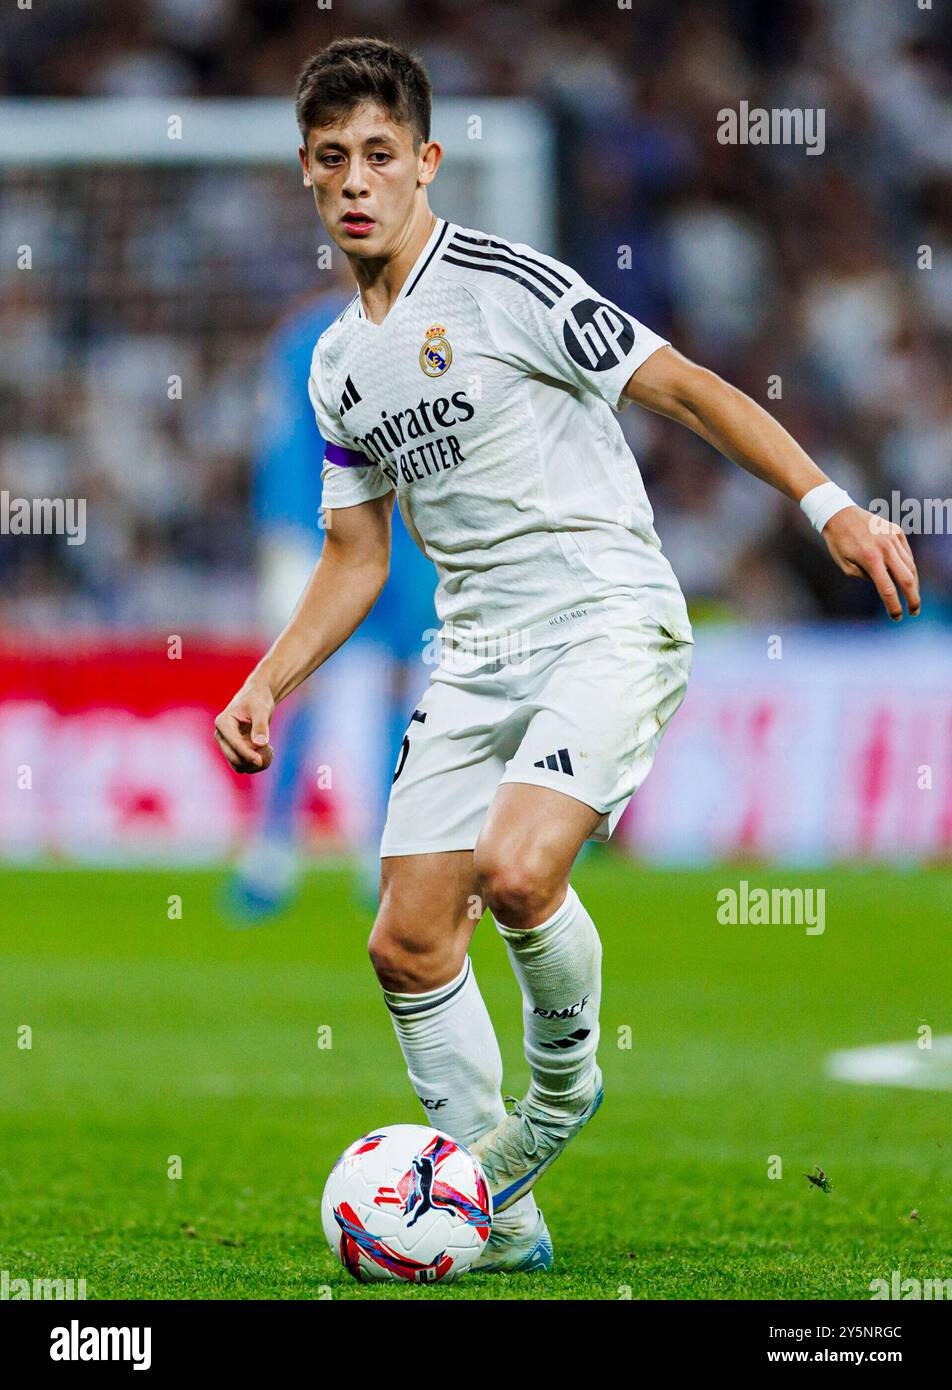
[213,492,393,773]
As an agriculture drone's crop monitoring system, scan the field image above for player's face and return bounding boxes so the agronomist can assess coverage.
[299,102,439,259]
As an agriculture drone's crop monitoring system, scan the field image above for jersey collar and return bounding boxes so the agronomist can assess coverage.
[354,217,451,324]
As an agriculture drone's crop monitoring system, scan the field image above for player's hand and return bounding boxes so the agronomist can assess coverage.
[214,681,276,773]
[821,507,920,621]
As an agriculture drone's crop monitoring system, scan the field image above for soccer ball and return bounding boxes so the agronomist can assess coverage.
[321,1124,493,1284]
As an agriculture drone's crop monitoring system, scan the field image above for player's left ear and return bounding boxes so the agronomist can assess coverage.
[298,144,313,188]
[417,139,442,187]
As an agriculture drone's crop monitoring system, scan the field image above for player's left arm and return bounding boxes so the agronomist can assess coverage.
[623,345,920,621]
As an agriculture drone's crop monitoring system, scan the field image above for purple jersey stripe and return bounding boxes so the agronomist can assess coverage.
[325,442,373,468]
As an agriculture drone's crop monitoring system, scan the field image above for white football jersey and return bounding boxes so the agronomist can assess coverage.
[309,217,692,651]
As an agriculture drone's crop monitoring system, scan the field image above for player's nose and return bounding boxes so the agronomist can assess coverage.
[341,157,369,196]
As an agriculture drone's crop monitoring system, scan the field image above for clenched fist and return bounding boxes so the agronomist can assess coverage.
[214,681,276,774]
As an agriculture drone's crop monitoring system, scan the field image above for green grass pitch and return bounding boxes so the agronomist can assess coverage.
[2,856,949,1300]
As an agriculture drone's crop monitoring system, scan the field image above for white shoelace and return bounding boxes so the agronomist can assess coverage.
[478,1095,573,1179]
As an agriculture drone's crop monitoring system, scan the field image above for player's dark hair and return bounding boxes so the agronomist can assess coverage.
[295,38,432,148]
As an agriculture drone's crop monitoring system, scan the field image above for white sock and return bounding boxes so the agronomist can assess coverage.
[494,885,601,1111]
[383,957,539,1234]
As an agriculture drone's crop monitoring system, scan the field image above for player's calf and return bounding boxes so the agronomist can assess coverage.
[476,874,605,1208]
[487,878,604,1111]
[475,789,605,1134]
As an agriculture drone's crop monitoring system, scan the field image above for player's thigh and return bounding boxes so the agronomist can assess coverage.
[475,782,602,917]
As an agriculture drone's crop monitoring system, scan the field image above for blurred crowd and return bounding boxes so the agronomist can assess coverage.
[0,0,949,631]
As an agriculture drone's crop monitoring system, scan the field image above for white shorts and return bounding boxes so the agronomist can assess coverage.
[379,607,693,857]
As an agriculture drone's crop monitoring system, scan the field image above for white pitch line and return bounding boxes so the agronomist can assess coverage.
[827,1037,952,1091]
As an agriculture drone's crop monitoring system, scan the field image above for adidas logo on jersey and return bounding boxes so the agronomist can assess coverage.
[338,375,362,417]
[533,748,574,776]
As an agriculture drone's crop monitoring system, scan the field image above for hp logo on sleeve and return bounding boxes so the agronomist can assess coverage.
[563,298,635,371]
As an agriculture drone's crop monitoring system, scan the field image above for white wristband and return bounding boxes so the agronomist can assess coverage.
[800,482,855,534]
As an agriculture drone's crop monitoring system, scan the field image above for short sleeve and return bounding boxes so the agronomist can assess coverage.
[467,251,669,411]
[308,348,392,510]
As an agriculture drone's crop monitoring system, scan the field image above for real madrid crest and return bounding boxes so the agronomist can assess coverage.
[419,323,452,377]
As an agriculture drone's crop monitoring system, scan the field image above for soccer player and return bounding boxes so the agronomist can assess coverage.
[214,38,920,1272]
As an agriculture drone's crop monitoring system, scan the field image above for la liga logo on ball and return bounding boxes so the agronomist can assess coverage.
[322,1124,492,1283]
[419,323,452,377]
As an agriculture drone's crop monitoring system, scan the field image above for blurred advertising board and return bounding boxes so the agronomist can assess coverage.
[1,627,949,865]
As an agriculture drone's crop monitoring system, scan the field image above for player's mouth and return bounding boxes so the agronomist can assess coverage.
[341,212,376,238]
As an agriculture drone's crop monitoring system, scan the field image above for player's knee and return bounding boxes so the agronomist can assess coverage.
[367,914,445,993]
[368,920,413,991]
[475,852,552,927]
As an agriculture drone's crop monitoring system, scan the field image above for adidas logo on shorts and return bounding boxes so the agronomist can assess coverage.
[533,748,574,775]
